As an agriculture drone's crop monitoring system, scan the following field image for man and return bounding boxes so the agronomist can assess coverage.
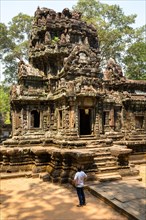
[74,167,87,207]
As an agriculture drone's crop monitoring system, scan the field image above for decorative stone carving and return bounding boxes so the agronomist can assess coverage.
[110,145,132,166]
[1,7,146,183]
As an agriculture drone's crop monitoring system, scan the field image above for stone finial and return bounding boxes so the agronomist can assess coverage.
[62,8,72,18]
[104,58,124,80]
[72,11,82,20]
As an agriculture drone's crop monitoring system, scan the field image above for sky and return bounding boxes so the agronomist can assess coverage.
[0,0,146,28]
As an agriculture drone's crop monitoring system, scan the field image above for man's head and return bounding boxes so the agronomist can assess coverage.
[77,167,82,172]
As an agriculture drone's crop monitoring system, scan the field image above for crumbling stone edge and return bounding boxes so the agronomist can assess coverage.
[87,186,138,220]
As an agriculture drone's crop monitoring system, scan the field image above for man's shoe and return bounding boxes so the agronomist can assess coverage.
[83,203,86,206]
[76,204,83,207]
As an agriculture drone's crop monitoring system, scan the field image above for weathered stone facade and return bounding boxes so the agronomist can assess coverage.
[1,7,146,182]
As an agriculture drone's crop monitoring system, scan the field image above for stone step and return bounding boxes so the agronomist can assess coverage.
[106,133,124,139]
[127,135,146,140]
[87,146,112,152]
[97,172,122,182]
[94,156,116,162]
[122,175,142,181]
[113,140,146,145]
[129,133,146,137]
[129,159,146,165]
[94,152,111,157]
[86,144,103,149]
[86,139,113,145]
[130,131,146,135]
[95,161,117,167]
[98,166,118,173]
[80,135,96,140]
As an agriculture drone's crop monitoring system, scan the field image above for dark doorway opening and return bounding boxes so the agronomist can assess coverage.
[135,116,144,129]
[31,110,40,128]
[80,109,91,135]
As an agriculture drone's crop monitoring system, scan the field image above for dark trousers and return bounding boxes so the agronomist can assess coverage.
[76,187,86,205]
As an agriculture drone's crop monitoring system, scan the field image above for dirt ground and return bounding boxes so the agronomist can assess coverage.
[0,178,127,220]
[135,164,146,184]
[0,165,145,220]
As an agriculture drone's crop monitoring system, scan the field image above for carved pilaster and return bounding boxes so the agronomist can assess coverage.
[109,108,115,130]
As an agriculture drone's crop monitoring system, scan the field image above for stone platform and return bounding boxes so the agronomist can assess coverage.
[87,179,146,220]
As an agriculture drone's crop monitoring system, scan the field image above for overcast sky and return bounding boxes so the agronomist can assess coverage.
[0,0,146,28]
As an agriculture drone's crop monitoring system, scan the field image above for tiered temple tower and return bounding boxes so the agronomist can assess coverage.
[1,7,146,182]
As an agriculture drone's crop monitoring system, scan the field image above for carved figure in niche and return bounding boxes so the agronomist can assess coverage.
[78,36,82,44]
[60,78,66,87]
[75,82,81,92]
[84,37,89,45]
[60,33,66,44]
[45,31,51,44]
[70,109,75,128]
[66,33,70,42]
[63,54,76,71]
[67,81,74,92]
[115,112,122,131]
[109,109,115,128]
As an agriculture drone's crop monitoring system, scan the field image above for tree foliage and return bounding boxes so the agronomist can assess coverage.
[0,85,10,124]
[124,25,146,80]
[0,13,33,84]
[124,41,146,80]
[0,3,145,84]
[73,0,146,79]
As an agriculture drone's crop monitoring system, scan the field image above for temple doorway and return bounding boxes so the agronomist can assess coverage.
[79,109,91,135]
[31,110,40,128]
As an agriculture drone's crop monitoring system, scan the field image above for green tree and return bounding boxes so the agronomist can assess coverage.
[0,85,10,124]
[123,25,146,80]
[0,13,33,84]
[124,41,146,80]
[73,0,136,63]
[74,0,146,79]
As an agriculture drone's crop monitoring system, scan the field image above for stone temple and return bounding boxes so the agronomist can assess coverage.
[1,7,146,182]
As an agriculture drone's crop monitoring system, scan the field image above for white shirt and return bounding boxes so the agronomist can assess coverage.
[74,171,87,187]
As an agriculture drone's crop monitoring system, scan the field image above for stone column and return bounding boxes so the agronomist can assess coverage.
[68,98,78,138]
[95,107,100,136]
